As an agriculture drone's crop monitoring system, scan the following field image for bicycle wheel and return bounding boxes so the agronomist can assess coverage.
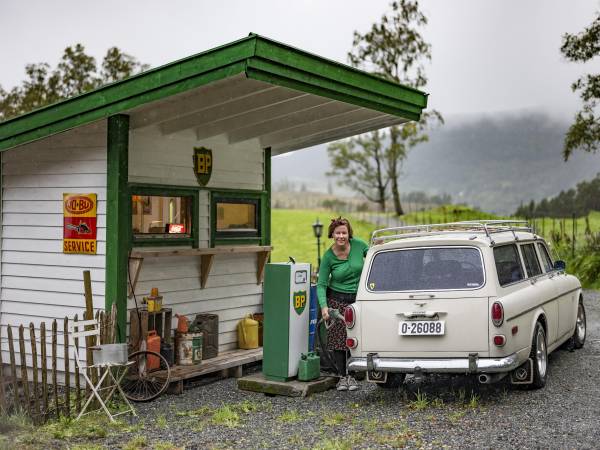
[121,350,171,402]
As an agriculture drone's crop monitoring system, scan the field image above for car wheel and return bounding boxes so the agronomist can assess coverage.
[528,322,547,389]
[573,300,586,349]
[377,373,406,389]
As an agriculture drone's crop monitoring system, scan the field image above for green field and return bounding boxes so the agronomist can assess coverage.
[271,207,600,288]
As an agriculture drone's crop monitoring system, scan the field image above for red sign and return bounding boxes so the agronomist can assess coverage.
[168,224,185,234]
[63,193,97,254]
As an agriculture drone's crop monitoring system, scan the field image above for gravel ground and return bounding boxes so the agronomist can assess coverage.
[10,291,600,449]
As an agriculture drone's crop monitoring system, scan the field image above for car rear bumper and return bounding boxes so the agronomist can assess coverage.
[347,352,520,374]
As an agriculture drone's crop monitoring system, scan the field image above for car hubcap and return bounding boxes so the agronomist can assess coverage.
[536,328,547,378]
[576,304,586,342]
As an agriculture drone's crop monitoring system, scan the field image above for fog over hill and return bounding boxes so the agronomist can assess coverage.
[272,112,600,214]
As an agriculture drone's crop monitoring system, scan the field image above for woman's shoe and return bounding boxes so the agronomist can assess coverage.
[346,375,359,391]
[336,376,348,391]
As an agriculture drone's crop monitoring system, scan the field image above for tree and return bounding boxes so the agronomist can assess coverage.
[561,12,600,160]
[0,44,148,121]
[328,130,389,212]
[329,0,442,215]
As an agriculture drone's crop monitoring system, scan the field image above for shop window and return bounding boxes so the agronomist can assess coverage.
[132,194,193,242]
[215,198,260,238]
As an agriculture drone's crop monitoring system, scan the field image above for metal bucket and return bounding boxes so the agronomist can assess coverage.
[175,332,203,365]
[92,343,128,365]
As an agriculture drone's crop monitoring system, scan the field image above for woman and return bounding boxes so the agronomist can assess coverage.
[317,217,368,391]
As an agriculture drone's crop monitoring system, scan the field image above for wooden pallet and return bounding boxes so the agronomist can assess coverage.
[157,347,263,394]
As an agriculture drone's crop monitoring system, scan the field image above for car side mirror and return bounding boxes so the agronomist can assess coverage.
[553,260,566,271]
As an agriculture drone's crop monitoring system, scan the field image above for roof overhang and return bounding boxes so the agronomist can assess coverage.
[0,34,428,155]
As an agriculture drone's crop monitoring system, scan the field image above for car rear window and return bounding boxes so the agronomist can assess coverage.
[366,247,485,292]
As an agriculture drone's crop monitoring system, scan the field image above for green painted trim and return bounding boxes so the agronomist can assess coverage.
[105,114,129,343]
[0,34,427,152]
[263,147,271,247]
[253,35,427,106]
[210,190,264,247]
[129,185,200,249]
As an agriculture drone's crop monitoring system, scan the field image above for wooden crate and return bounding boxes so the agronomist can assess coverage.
[129,308,173,351]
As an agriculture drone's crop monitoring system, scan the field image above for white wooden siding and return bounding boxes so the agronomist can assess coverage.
[129,125,266,353]
[131,253,263,353]
[0,125,108,371]
[129,127,264,190]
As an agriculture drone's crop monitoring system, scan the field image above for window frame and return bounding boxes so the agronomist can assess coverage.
[210,190,265,246]
[520,242,543,278]
[494,243,526,287]
[365,245,487,293]
[129,184,199,248]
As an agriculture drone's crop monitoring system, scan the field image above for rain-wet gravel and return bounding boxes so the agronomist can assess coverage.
[21,292,600,449]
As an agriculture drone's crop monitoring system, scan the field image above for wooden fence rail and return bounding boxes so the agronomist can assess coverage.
[0,306,117,424]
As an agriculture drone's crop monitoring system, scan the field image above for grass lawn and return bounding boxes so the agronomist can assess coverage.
[271,209,379,269]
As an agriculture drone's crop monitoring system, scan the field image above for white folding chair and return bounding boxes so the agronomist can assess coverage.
[69,318,136,422]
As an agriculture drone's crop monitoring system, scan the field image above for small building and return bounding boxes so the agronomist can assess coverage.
[0,34,427,373]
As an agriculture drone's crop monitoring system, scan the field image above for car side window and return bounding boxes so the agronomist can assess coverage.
[494,244,525,286]
[521,243,542,277]
[537,243,554,272]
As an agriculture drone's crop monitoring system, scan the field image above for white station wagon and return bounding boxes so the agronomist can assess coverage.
[346,221,586,389]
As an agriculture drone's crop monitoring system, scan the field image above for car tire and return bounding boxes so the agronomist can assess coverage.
[572,299,586,349]
[528,321,548,390]
[377,373,406,389]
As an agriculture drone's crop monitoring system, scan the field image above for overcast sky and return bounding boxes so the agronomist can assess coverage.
[1,0,597,120]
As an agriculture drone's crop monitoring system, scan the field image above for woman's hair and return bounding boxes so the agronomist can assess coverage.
[328,216,353,239]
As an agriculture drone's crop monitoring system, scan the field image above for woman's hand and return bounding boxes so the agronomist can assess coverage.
[321,306,330,321]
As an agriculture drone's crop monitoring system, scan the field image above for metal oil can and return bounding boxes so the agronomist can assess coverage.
[297,352,320,381]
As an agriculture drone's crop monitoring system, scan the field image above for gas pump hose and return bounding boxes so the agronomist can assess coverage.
[315,308,346,375]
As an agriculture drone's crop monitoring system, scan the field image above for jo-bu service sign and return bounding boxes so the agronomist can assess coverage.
[63,193,98,254]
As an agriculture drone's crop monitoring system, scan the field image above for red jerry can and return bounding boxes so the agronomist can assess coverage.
[147,330,161,370]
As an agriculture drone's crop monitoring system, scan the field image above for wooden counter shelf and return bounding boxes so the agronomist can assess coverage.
[128,245,272,297]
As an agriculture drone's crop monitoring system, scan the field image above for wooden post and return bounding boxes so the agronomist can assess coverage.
[0,327,6,414]
[40,322,48,419]
[73,314,81,414]
[7,326,18,405]
[51,319,58,418]
[29,323,40,421]
[83,270,96,389]
[63,317,70,418]
[18,325,31,417]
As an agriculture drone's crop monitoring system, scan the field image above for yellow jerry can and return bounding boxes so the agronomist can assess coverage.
[237,315,259,349]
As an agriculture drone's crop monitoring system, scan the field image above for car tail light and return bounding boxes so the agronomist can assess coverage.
[344,305,355,329]
[346,337,358,349]
[491,302,504,326]
[493,335,506,346]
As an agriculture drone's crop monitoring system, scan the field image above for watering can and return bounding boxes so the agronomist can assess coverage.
[237,315,259,349]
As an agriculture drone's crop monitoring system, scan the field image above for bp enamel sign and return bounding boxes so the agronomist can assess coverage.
[293,290,307,316]
[193,147,212,186]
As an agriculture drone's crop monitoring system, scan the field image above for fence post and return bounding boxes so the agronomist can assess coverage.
[7,326,18,405]
[63,317,70,418]
[0,327,6,414]
[52,319,58,419]
[572,213,576,258]
[73,314,81,413]
[18,325,31,418]
[40,322,48,419]
[29,323,40,421]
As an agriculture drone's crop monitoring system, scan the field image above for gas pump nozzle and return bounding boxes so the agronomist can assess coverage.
[324,308,344,329]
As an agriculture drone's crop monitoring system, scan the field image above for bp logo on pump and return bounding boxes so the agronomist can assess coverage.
[293,290,307,316]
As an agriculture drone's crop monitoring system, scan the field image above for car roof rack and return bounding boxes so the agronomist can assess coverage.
[370,220,532,246]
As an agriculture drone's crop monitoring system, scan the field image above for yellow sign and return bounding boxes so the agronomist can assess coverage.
[63,193,97,254]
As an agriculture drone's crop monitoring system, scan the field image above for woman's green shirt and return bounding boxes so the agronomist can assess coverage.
[316,238,369,308]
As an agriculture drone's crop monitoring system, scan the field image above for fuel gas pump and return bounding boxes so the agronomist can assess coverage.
[262,262,310,381]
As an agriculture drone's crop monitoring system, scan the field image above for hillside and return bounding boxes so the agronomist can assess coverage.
[272,111,600,214]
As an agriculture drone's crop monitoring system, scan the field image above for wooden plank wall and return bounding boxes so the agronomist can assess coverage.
[0,123,108,371]
[128,127,265,352]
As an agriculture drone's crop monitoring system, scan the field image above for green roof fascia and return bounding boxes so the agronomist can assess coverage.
[0,33,428,152]
[252,36,427,110]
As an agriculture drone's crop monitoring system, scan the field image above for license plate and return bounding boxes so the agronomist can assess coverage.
[399,320,445,336]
